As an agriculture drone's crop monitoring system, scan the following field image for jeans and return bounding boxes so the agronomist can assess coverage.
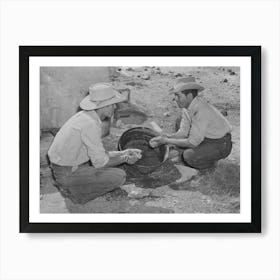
[182,133,232,170]
[50,162,126,204]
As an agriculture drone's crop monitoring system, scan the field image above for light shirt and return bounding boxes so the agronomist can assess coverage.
[177,96,232,146]
[48,111,109,168]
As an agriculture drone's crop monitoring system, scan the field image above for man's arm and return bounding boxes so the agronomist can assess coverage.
[82,126,136,167]
[105,149,142,167]
[166,131,189,139]
[104,151,127,167]
[150,109,208,149]
[165,137,197,148]
[81,122,121,168]
[164,109,191,139]
[149,135,196,148]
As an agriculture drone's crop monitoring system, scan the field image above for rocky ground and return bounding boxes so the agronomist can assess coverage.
[40,66,240,213]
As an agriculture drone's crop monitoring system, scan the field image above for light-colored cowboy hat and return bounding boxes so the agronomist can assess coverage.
[80,83,127,110]
[169,76,204,94]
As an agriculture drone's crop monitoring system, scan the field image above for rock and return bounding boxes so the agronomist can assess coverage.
[230,71,236,75]
[151,185,173,197]
[116,119,125,128]
[168,149,179,159]
[142,74,150,80]
[174,165,198,183]
[110,127,125,137]
[174,73,183,77]
[129,199,141,206]
[223,79,228,83]
[163,112,170,117]
[189,179,200,188]
[170,156,182,163]
[221,109,228,116]
[149,121,163,134]
[120,184,152,199]
[126,81,136,86]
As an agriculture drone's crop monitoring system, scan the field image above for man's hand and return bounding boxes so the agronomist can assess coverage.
[124,148,142,158]
[123,149,142,165]
[149,136,167,148]
[126,154,140,165]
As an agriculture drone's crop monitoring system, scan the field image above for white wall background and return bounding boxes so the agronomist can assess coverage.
[0,0,279,279]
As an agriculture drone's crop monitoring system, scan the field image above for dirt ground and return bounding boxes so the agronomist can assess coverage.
[40,66,240,213]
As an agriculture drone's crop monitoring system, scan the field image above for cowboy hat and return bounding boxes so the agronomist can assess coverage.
[169,76,204,94]
[80,83,127,110]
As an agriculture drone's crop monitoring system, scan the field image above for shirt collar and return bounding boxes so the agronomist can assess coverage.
[83,110,102,125]
[187,96,201,114]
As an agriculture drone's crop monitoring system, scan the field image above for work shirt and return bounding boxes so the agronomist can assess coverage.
[48,111,109,168]
[177,96,232,146]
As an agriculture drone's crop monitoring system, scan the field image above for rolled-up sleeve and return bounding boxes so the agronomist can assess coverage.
[81,122,109,168]
[187,110,208,147]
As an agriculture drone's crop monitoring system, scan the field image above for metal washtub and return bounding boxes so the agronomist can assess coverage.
[118,127,169,174]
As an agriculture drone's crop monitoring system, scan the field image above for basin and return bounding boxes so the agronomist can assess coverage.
[118,127,169,174]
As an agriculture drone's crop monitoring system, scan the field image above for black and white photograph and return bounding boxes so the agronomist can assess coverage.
[40,65,240,214]
[20,46,260,232]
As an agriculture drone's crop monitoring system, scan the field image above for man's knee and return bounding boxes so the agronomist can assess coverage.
[110,168,126,185]
[182,149,197,167]
[182,149,217,170]
[118,168,127,182]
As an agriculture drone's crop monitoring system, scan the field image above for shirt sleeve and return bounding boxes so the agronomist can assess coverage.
[187,109,209,147]
[177,109,191,137]
[81,121,109,168]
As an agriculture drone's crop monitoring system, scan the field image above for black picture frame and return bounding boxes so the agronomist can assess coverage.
[20,46,261,233]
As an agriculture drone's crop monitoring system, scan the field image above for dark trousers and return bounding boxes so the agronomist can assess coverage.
[50,163,126,204]
[182,133,232,170]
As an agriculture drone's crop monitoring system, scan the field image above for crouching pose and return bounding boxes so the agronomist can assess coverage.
[48,83,141,204]
[150,77,232,170]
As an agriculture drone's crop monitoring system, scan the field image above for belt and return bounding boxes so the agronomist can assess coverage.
[204,133,231,144]
[50,162,78,172]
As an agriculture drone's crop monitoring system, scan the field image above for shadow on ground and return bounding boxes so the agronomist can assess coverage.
[121,160,181,189]
[170,161,240,197]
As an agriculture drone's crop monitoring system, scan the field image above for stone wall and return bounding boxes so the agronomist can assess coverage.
[40,67,112,129]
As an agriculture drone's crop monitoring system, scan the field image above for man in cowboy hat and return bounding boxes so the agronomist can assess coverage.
[150,76,232,170]
[48,83,141,204]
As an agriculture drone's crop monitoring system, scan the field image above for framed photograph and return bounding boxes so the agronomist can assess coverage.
[20,46,261,233]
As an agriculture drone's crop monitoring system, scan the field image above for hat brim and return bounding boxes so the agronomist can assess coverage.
[169,82,205,94]
[80,90,127,110]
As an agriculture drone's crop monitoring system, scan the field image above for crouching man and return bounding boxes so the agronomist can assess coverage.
[150,77,232,170]
[48,83,141,204]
